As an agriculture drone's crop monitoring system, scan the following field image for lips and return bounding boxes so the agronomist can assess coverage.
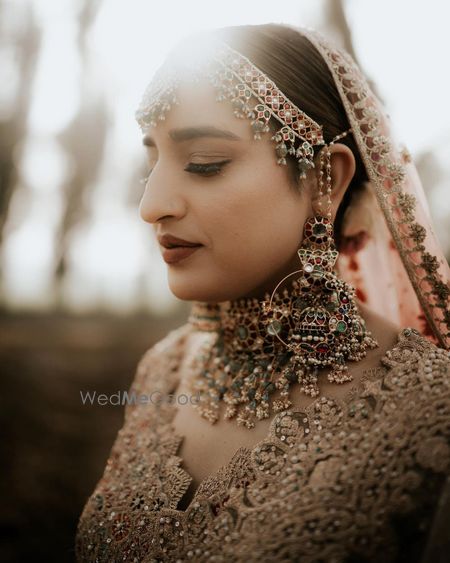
[162,245,202,264]
[158,233,202,248]
[157,233,203,264]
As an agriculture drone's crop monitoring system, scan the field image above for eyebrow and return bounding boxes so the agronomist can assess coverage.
[142,126,241,147]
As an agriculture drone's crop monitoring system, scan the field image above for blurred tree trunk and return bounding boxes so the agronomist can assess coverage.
[0,1,41,246]
[323,0,383,102]
[324,0,358,61]
[54,0,106,286]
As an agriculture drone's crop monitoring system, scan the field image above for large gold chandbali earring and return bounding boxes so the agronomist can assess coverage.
[262,134,378,391]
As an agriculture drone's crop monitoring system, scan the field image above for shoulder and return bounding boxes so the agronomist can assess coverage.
[376,328,450,461]
[381,327,450,374]
[380,327,450,396]
[375,329,450,513]
[358,303,450,380]
[131,322,194,396]
[138,322,192,364]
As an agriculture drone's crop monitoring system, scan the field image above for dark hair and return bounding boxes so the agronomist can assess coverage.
[216,24,368,249]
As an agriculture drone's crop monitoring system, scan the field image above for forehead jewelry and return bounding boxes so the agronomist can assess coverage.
[139,42,376,428]
[136,42,328,178]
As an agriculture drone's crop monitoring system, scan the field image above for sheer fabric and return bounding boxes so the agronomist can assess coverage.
[301,30,449,348]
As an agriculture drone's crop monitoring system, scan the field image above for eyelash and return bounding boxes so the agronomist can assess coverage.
[140,159,230,185]
[184,160,231,177]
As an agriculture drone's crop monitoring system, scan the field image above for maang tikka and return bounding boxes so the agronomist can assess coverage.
[137,40,379,428]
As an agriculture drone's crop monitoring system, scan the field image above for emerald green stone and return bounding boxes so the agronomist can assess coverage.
[245,360,255,372]
[312,223,327,235]
[267,320,282,335]
[286,371,297,383]
[336,321,347,333]
[237,326,248,340]
[278,352,292,366]
[230,361,241,373]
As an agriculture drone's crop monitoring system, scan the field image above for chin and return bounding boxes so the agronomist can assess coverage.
[168,283,232,303]
[167,270,257,303]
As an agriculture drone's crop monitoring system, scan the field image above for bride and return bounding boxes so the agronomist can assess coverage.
[76,24,450,562]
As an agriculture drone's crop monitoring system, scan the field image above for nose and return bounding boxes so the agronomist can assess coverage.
[139,165,187,224]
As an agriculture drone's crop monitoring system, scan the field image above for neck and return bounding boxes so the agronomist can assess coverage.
[187,274,378,428]
[238,253,302,300]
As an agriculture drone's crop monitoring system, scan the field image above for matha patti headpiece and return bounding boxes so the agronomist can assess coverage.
[136,41,327,178]
[137,29,449,349]
[135,36,379,429]
[135,29,449,428]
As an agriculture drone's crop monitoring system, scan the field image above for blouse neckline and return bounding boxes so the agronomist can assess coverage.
[159,327,403,513]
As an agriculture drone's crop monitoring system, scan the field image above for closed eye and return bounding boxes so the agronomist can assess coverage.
[184,160,231,177]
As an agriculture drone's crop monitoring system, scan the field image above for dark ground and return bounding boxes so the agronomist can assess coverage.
[0,308,188,563]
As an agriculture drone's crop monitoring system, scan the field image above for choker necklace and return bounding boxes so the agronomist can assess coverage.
[187,279,378,429]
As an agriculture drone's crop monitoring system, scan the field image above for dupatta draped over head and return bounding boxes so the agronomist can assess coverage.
[136,27,450,349]
[301,30,450,349]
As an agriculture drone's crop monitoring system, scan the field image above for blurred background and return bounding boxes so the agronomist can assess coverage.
[1,0,449,561]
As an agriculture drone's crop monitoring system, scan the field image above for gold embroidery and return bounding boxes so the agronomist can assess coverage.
[76,325,450,562]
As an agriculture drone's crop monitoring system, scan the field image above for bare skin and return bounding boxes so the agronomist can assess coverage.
[139,80,355,302]
[139,80,402,510]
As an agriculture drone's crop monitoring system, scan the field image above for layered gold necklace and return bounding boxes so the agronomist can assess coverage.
[187,267,378,429]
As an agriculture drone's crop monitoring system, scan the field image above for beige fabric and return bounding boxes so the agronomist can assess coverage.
[301,29,450,348]
[76,324,450,562]
[134,26,450,348]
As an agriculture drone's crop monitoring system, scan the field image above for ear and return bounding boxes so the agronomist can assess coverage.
[328,143,356,220]
[309,143,356,220]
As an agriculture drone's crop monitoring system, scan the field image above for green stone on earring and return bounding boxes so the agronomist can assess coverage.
[267,320,282,336]
[237,325,248,340]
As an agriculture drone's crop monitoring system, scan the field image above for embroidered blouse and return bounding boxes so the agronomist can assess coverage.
[76,324,450,562]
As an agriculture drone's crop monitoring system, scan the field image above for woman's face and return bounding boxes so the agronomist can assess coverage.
[139,80,313,302]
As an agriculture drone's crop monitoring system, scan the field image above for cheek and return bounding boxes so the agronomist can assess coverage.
[204,164,307,271]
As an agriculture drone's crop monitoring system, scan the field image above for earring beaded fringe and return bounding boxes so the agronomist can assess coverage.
[138,41,378,428]
[188,211,378,429]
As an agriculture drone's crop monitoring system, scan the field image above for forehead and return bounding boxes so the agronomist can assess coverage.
[142,79,255,142]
